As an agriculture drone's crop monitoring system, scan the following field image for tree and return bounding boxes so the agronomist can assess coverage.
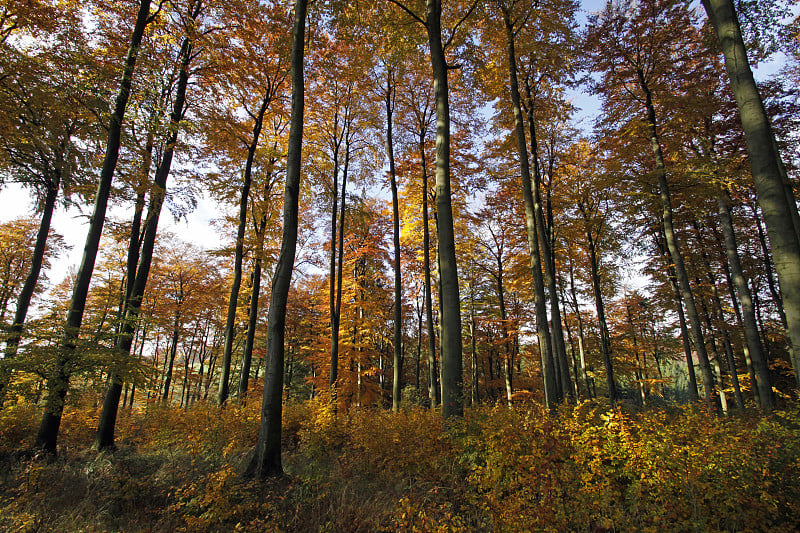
[586,0,718,406]
[395,62,440,408]
[35,0,156,454]
[0,218,65,403]
[0,1,95,400]
[387,0,480,419]
[246,0,308,478]
[703,0,800,389]
[206,0,291,406]
[93,0,205,450]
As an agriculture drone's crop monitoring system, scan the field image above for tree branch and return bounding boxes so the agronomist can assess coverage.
[386,0,425,25]
[444,0,480,50]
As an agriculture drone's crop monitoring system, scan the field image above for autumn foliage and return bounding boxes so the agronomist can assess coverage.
[1,397,799,531]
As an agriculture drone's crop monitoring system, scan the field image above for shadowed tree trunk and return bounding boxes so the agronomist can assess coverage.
[637,69,717,407]
[218,93,271,406]
[385,69,403,412]
[93,22,197,450]
[500,4,556,407]
[1,172,60,404]
[579,200,617,404]
[34,0,154,454]
[245,0,307,478]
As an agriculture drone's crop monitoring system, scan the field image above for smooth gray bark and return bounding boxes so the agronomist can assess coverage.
[501,6,556,407]
[703,0,800,387]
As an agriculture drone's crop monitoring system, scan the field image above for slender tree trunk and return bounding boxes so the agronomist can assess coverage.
[239,178,272,399]
[638,69,716,406]
[693,218,746,410]
[328,112,342,388]
[704,0,800,387]
[415,293,422,398]
[501,8,556,407]
[218,96,270,406]
[537,142,571,401]
[385,70,403,412]
[580,202,617,404]
[567,255,591,398]
[421,136,439,408]
[717,193,773,407]
[649,228,699,401]
[239,254,262,399]
[1,172,59,404]
[720,245,761,406]
[626,302,646,406]
[331,133,349,391]
[246,0,306,478]
[162,311,182,402]
[93,29,195,450]
[35,0,153,453]
[469,281,479,405]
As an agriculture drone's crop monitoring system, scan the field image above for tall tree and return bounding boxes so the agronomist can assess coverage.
[0,2,94,401]
[93,0,202,450]
[703,0,800,388]
[35,0,156,454]
[246,0,308,478]
[586,0,718,406]
[211,1,290,406]
[388,0,479,418]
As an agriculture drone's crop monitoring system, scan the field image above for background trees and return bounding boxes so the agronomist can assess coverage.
[1,0,800,480]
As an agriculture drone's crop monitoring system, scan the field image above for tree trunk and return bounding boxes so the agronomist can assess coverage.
[421,133,439,408]
[331,130,349,392]
[717,192,773,407]
[35,0,153,454]
[239,252,263,399]
[1,172,59,404]
[386,70,403,412]
[704,0,800,388]
[719,241,761,406]
[425,0,463,418]
[638,69,716,407]
[93,28,195,450]
[162,314,181,402]
[580,202,617,404]
[218,95,270,406]
[501,8,556,407]
[469,281,479,405]
[246,0,307,478]
[655,229,700,402]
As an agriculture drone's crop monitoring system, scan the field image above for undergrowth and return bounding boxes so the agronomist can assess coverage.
[1,396,799,532]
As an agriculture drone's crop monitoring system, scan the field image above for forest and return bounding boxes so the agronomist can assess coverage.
[1,0,800,530]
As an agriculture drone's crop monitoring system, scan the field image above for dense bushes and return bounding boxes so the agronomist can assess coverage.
[1,398,799,531]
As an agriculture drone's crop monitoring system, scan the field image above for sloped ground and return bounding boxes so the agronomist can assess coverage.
[1,396,799,532]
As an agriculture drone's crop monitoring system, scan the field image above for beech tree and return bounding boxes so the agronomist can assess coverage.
[35,0,156,454]
[246,0,308,478]
[205,0,291,406]
[0,1,96,401]
[586,0,719,406]
[703,0,800,389]
[93,0,206,450]
[386,0,481,418]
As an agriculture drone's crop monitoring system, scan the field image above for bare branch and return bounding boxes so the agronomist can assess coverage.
[386,0,425,25]
[443,0,480,50]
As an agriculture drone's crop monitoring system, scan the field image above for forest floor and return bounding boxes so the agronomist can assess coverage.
[1,393,799,532]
